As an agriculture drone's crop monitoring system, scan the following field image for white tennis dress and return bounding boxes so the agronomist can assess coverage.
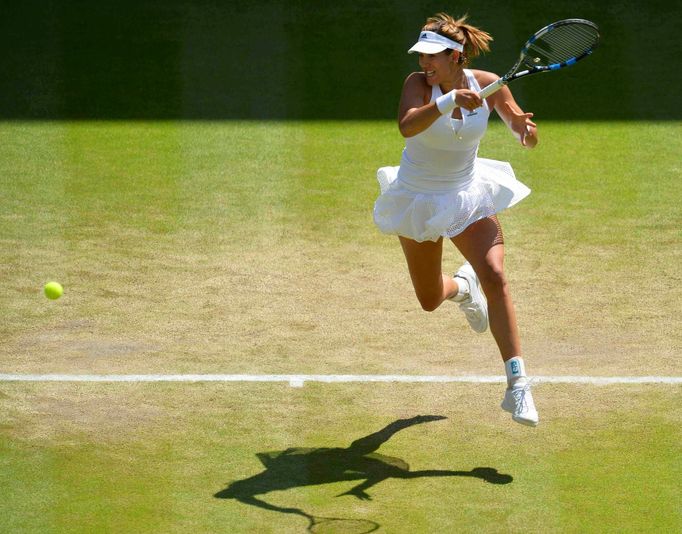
[373,69,530,242]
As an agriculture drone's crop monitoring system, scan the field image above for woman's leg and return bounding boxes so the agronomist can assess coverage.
[451,216,539,426]
[450,216,520,361]
[399,235,488,332]
[398,236,459,312]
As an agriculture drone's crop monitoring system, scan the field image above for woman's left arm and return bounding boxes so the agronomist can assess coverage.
[477,71,538,148]
[492,86,538,148]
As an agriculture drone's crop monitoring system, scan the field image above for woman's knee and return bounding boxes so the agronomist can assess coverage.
[416,292,442,312]
[417,297,443,312]
[415,286,443,312]
[477,263,508,297]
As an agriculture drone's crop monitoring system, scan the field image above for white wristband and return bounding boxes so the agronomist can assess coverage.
[435,90,457,114]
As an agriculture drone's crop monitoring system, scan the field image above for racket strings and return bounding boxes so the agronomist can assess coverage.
[526,24,598,65]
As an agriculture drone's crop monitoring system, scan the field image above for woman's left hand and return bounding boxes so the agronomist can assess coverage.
[505,102,537,148]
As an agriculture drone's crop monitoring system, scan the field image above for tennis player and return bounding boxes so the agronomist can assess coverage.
[373,13,539,426]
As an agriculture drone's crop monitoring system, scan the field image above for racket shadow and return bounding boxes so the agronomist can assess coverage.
[214,415,513,531]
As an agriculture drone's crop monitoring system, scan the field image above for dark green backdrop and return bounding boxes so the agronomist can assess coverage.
[2,0,680,120]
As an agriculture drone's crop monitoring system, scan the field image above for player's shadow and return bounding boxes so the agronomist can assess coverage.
[214,415,512,531]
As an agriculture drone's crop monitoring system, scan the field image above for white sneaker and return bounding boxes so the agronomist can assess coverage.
[501,378,539,427]
[452,262,488,333]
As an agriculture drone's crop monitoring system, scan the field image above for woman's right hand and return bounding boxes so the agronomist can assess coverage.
[455,89,483,112]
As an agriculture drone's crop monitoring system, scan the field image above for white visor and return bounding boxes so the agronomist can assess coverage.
[408,30,464,54]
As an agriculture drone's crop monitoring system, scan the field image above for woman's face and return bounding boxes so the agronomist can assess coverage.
[418,50,458,85]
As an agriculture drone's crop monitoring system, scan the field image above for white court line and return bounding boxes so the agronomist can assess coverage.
[0,374,680,386]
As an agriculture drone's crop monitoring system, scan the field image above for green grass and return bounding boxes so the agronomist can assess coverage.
[1,120,681,532]
[1,383,680,533]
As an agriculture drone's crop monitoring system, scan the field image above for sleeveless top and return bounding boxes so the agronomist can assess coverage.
[397,69,491,192]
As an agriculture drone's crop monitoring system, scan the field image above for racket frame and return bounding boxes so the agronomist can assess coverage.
[478,18,599,100]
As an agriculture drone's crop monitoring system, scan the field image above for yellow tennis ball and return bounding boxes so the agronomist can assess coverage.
[44,281,63,300]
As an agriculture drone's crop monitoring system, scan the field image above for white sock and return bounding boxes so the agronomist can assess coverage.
[505,356,527,386]
[451,276,470,302]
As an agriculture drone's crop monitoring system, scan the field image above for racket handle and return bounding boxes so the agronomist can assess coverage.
[478,78,507,99]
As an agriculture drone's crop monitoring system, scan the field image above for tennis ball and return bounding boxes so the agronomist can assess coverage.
[44,281,63,300]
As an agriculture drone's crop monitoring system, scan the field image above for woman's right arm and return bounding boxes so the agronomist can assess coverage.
[398,73,439,138]
[397,73,484,138]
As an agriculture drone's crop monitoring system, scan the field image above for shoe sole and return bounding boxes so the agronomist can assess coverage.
[512,415,539,427]
[454,264,488,333]
[468,278,488,333]
[501,400,539,427]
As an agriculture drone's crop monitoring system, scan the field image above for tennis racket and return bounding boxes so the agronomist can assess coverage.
[477,18,600,100]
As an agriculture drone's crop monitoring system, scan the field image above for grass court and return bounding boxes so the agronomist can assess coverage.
[1,119,680,532]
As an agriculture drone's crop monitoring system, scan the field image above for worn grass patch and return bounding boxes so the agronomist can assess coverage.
[1,121,680,377]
